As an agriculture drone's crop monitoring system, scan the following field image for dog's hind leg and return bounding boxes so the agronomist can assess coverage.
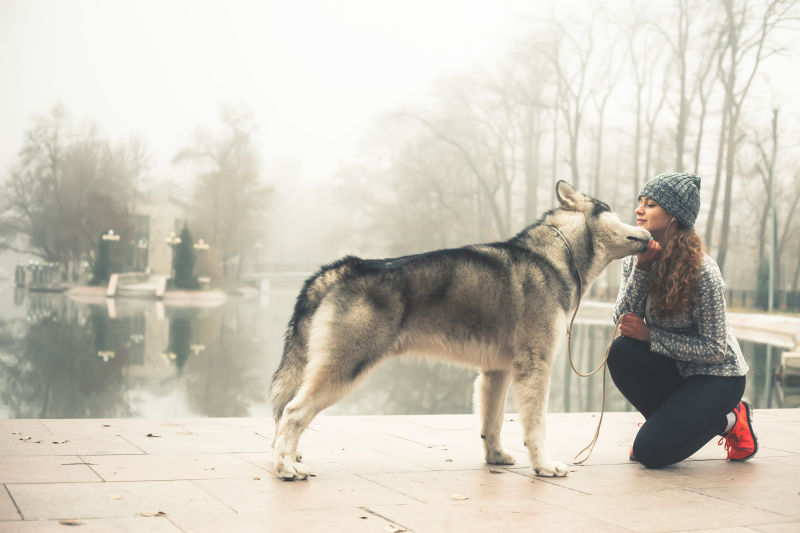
[512,356,569,477]
[272,368,350,480]
[475,370,515,465]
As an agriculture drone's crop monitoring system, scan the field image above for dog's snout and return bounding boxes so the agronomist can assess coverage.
[626,235,650,253]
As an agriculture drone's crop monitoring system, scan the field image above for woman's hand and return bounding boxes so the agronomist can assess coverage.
[619,313,651,342]
[636,239,662,271]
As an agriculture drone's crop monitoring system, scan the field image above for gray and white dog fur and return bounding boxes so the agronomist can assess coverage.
[271,181,650,480]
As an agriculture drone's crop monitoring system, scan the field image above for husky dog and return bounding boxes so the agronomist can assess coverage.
[271,181,650,480]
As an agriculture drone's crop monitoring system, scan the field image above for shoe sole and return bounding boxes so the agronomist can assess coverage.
[730,400,758,462]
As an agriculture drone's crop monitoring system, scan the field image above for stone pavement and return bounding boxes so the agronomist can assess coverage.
[1,410,799,532]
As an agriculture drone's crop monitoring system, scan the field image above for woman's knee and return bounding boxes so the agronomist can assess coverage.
[607,336,647,372]
[632,433,673,469]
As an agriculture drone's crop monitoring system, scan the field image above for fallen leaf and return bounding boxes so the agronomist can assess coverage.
[146,433,161,438]
[450,494,469,501]
[109,495,123,500]
[357,514,368,520]
[384,525,407,533]
[252,476,261,480]
[137,511,167,517]
[101,424,111,428]
[445,458,453,462]
[489,469,504,474]
[52,440,70,444]
[59,519,82,526]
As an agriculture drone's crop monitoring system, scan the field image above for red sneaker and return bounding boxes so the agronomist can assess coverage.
[629,447,638,462]
[720,401,758,461]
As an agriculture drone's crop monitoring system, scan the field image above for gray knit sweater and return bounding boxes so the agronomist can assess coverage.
[613,254,749,378]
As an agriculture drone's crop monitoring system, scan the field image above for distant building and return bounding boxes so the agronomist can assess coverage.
[131,182,192,276]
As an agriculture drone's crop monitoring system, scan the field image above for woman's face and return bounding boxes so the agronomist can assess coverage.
[635,196,674,240]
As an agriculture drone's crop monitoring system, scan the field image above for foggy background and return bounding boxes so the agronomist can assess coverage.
[1,0,799,419]
[2,0,800,297]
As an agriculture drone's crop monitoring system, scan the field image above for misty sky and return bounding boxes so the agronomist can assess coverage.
[0,0,537,191]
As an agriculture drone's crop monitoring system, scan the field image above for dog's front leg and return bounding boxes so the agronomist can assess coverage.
[512,357,569,477]
[476,370,515,465]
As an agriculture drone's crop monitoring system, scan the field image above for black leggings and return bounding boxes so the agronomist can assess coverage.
[607,336,745,468]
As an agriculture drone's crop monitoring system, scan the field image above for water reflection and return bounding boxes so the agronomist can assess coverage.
[0,285,791,418]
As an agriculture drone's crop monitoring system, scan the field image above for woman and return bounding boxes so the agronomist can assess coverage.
[609,172,757,469]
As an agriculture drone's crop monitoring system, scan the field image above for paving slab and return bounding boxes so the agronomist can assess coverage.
[750,524,800,533]
[7,480,234,521]
[0,409,797,532]
[0,487,21,521]
[0,516,181,532]
[167,508,405,533]
[193,472,422,514]
[0,456,101,484]
[84,453,266,482]
[1,420,144,457]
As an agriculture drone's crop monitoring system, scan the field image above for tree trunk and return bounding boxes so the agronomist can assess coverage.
[632,89,643,223]
[524,105,541,223]
[716,102,739,275]
[704,94,729,249]
[675,0,690,170]
[692,94,709,175]
[569,110,582,189]
[551,91,560,207]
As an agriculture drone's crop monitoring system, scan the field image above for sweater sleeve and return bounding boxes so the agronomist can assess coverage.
[612,255,651,323]
[648,260,728,363]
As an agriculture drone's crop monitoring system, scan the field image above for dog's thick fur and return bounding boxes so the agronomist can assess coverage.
[271,181,650,480]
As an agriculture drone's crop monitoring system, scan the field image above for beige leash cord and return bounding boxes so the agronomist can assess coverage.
[546,226,624,465]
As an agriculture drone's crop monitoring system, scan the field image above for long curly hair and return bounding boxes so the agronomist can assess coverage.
[647,225,706,318]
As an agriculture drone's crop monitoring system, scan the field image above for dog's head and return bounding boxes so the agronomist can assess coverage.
[556,180,651,260]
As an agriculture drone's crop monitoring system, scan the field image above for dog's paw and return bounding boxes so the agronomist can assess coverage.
[486,449,516,465]
[276,461,311,481]
[533,460,569,477]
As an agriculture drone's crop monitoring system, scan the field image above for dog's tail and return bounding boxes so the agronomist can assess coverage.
[270,256,364,426]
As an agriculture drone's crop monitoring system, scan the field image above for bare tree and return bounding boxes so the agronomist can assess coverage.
[0,104,146,278]
[509,44,552,222]
[715,0,796,273]
[542,15,598,190]
[625,7,667,216]
[404,75,520,240]
[652,0,693,170]
[174,105,271,280]
[690,22,726,176]
[589,38,626,197]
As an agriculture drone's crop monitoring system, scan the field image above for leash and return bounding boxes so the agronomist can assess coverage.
[546,225,623,465]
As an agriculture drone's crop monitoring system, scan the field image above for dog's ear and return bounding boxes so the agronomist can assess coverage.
[556,180,580,210]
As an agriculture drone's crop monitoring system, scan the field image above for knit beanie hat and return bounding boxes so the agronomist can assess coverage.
[638,173,701,228]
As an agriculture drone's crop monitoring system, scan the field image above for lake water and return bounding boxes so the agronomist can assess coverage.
[0,284,792,419]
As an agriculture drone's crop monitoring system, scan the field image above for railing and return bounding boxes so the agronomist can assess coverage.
[725,289,800,312]
[593,286,800,313]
